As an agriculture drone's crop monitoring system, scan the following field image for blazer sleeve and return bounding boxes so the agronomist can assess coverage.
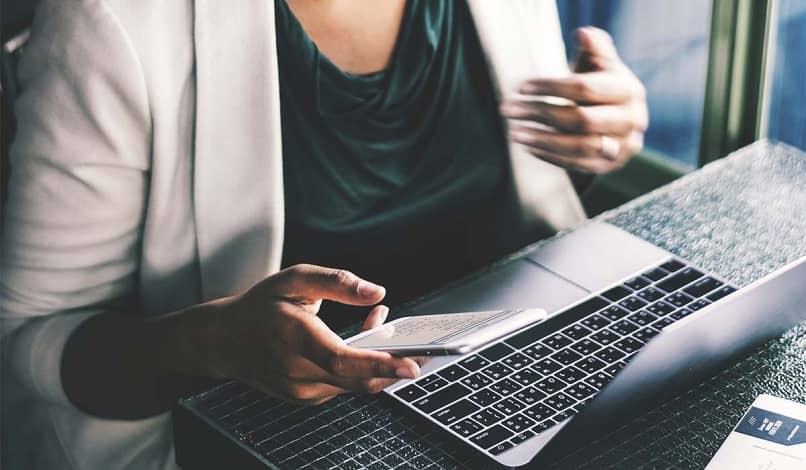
[0,0,151,408]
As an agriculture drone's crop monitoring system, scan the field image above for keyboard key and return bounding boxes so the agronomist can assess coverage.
[479,343,515,361]
[471,425,513,450]
[554,408,576,422]
[532,358,563,375]
[660,259,685,272]
[707,285,737,301]
[584,372,613,389]
[656,267,704,292]
[619,296,648,312]
[535,376,567,395]
[615,337,645,354]
[481,363,514,381]
[646,300,675,316]
[544,392,576,411]
[628,311,658,326]
[504,322,548,349]
[533,418,558,433]
[591,329,620,345]
[514,386,546,406]
[575,356,607,374]
[652,317,674,330]
[415,374,447,392]
[637,287,666,302]
[551,348,583,366]
[412,383,470,413]
[459,355,490,372]
[502,352,533,370]
[689,299,711,311]
[570,338,602,356]
[684,277,723,297]
[605,362,625,376]
[420,377,449,393]
[581,314,610,331]
[601,285,632,302]
[522,343,553,361]
[461,373,492,390]
[503,414,536,433]
[624,276,651,290]
[394,384,427,402]
[489,440,514,455]
[437,365,469,382]
[542,333,572,350]
[451,418,483,438]
[565,382,597,400]
[524,403,555,421]
[490,378,521,396]
[600,305,631,321]
[633,327,660,342]
[433,399,480,425]
[511,369,542,387]
[666,291,694,307]
[670,307,694,320]
[556,366,586,384]
[493,398,525,416]
[469,389,501,407]
[512,430,535,444]
[610,319,639,335]
[642,267,669,281]
[594,346,626,363]
[472,408,505,427]
[561,324,592,340]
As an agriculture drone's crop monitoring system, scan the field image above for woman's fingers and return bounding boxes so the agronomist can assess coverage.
[519,71,637,105]
[511,131,642,174]
[508,126,606,159]
[500,100,646,136]
[298,314,420,380]
[270,264,387,307]
[276,355,404,395]
[362,305,390,331]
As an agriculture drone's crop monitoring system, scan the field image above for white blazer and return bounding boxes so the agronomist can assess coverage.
[0,1,585,468]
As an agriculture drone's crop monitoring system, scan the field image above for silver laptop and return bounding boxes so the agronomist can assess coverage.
[384,221,806,467]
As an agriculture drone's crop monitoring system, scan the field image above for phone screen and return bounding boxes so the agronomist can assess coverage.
[348,310,517,349]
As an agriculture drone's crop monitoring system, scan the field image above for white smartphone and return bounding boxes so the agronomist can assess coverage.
[345,308,547,356]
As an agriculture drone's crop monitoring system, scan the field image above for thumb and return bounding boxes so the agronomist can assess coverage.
[271,264,386,306]
[573,27,620,72]
[361,305,390,331]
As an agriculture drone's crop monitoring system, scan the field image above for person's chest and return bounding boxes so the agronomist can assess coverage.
[284,0,407,75]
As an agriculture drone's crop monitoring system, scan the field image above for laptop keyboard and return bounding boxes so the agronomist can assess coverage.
[392,258,737,458]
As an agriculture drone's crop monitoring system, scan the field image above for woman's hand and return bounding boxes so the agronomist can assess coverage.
[181,264,420,405]
[500,27,648,174]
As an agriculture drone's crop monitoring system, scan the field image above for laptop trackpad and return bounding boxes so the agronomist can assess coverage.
[403,259,589,316]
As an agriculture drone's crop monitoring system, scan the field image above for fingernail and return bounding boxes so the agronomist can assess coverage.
[358,280,385,299]
[395,366,418,379]
[377,306,389,323]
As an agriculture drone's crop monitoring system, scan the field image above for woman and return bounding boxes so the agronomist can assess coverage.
[0,0,646,468]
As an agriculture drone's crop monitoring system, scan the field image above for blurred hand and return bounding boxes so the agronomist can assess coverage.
[194,264,421,405]
[500,27,648,174]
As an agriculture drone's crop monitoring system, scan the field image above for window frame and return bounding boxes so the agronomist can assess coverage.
[584,0,775,213]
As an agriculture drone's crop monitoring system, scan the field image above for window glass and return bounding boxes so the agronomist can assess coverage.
[764,0,806,151]
[557,0,712,168]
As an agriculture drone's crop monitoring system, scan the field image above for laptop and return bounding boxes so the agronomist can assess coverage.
[176,221,806,468]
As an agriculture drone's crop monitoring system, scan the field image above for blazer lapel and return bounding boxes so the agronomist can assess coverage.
[466,0,586,236]
[193,0,285,301]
